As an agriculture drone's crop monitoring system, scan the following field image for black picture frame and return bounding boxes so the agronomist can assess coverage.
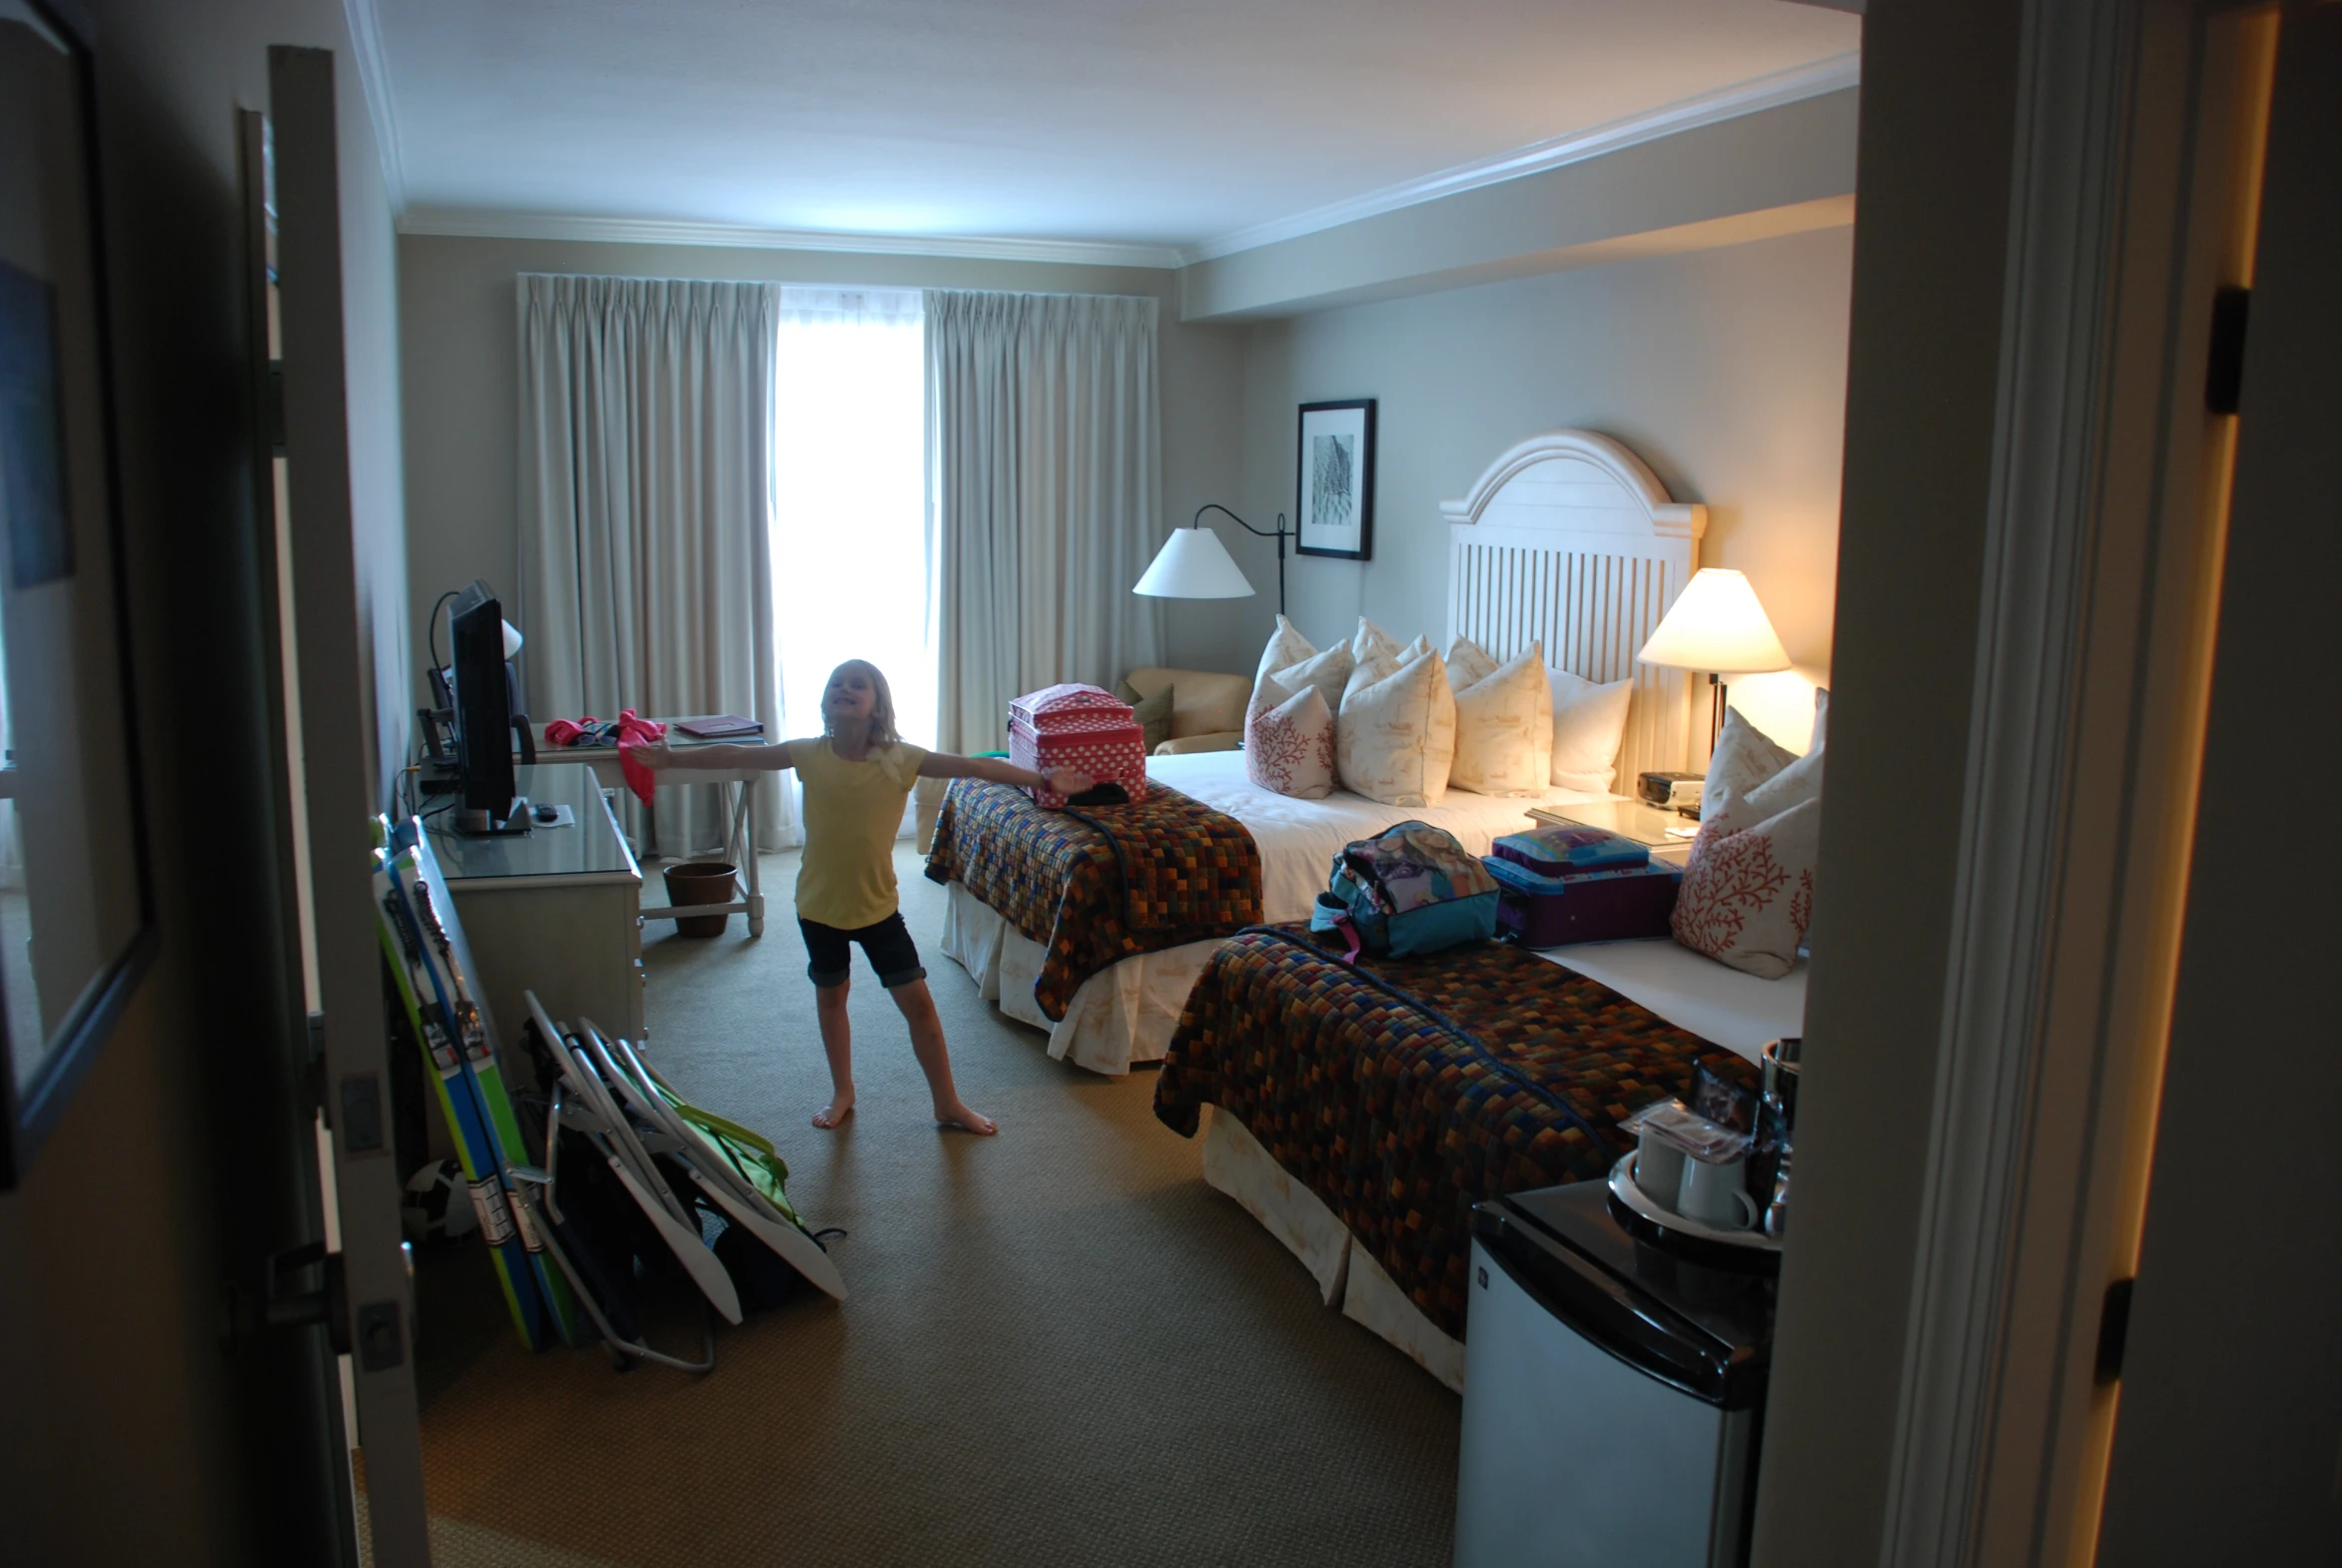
[0,0,160,1188]
[1294,398,1375,561]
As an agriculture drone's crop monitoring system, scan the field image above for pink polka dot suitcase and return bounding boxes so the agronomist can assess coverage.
[1007,684,1151,807]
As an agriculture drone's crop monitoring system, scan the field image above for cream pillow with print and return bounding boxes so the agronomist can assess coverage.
[1705,705,1799,802]
[1450,644,1554,796]
[1251,614,1317,715]
[1243,678,1336,799]
[1549,669,1634,791]
[1266,643,1354,721]
[1671,785,1820,979]
[1336,647,1455,806]
[1445,635,1499,691]
[1349,617,1401,667]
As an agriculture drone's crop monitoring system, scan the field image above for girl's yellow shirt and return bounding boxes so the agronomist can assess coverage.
[789,736,928,930]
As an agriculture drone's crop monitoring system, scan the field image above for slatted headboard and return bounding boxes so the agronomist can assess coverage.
[1443,430,1707,788]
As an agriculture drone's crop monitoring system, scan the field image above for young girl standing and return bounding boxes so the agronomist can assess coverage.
[637,659,1090,1135]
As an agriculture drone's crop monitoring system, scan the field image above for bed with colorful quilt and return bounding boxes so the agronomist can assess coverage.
[1154,921,1807,1390]
[929,748,1615,1072]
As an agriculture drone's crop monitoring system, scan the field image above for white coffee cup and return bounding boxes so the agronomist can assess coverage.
[1677,1156,1761,1230]
[1634,1129,1687,1212]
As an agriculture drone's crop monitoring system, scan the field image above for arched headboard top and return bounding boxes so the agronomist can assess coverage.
[1439,428,1708,542]
[1442,428,1707,782]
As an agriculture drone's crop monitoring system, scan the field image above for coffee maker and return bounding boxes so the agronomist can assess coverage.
[1756,1037,1800,1237]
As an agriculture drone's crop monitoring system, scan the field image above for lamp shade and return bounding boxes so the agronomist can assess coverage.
[1636,568,1791,675]
[1133,525,1255,599]
[501,618,525,659]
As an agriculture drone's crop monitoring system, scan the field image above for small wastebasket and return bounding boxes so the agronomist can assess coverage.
[662,861,738,937]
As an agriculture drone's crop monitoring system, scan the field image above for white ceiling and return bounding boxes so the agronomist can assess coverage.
[372,0,1860,257]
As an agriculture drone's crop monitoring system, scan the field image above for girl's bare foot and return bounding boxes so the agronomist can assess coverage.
[934,1100,997,1136]
[812,1094,855,1130]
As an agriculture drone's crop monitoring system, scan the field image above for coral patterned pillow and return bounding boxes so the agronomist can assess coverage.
[1449,644,1554,796]
[1243,680,1336,799]
[1670,787,1820,979]
[1335,647,1456,805]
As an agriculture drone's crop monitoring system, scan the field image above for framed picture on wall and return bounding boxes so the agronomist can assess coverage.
[0,0,160,1187]
[1295,398,1374,561]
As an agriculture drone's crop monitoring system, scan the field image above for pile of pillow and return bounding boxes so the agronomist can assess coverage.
[1242,615,1635,806]
[1669,700,1826,979]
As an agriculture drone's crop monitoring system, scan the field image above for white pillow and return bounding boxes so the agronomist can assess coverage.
[1744,740,1824,819]
[1336,647,1456,806]
[1810,686,1831,752]
[1670,786,1820,979]
[1549,669,1634,792]
[1706,705,1798,802]
[1398,632,1433,663]
[1244,680,1337,799]
[1349,617,1400,666]
[1252,614,1317,713]
[1265,644,1353,721]
[1445,635,1499,691]
[1450,644,1554,796]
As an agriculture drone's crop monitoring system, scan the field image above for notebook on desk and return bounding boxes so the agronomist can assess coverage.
[672,715,764,739]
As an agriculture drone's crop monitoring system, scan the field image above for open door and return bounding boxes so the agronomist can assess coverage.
[255,47,432,1567]
[2094,6,2342,1562]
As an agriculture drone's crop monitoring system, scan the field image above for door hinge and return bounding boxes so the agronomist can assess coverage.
[2206,286,2250,414]
[2094,1276,2135,1385]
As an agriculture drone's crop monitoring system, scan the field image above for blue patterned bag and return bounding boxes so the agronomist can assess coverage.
[1309,821,1500,960]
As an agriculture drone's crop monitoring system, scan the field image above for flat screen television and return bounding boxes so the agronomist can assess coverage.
[446,580,529,832]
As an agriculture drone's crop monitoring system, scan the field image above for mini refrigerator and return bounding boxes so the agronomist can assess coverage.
[1454,1180,1776,1568]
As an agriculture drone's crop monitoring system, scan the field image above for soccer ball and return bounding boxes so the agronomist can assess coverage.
[400,1159,479,1245]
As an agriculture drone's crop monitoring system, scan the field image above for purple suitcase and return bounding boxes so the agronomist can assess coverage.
[1483,854,1682,948]
[1491,825,1650,877]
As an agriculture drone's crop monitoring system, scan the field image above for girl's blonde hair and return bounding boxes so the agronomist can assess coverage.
[823,658,900,749]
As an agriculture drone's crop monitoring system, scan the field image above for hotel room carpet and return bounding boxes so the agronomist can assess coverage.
[401,846,1461,1568]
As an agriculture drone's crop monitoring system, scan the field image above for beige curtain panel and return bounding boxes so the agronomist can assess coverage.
[516,273,785,857]
[925,290,1166,754]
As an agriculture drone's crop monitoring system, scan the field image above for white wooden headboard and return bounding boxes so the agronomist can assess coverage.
[1443,430,1706,788]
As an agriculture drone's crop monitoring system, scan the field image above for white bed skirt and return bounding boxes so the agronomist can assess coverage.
[939,880,1220,1076]
[1199,1107,1466,1394]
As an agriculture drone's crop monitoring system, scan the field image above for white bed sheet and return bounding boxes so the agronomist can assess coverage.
[1144,748,1611,923]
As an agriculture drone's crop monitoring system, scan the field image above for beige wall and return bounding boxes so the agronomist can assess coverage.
[395,235,1246,711]
[1217,224,1853,751]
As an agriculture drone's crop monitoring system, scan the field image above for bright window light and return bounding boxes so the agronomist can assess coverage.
[769,287,931,835]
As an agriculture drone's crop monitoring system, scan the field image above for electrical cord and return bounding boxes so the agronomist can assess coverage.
[425,589,459,678]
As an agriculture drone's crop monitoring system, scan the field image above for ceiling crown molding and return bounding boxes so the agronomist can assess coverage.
[1179,50,1862,265]
[342,0,407,211]
[393,210,1185,270]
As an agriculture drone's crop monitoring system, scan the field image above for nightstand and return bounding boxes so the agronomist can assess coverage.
[1526,798,1703,865]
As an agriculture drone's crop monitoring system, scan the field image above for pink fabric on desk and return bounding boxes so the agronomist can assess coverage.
[612,709,667,802]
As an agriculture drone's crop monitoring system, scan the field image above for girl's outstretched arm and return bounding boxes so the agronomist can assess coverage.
[635,739,796,772]
[918,750,1094,799]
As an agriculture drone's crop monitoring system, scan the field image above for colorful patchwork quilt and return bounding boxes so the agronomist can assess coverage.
[923,779,1263,1021]
[1154,926,1759,1340]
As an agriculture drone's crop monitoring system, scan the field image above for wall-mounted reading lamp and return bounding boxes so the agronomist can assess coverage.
[1133,503,1295,615]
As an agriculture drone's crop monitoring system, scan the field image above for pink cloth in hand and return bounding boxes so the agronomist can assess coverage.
[612,708,668,803]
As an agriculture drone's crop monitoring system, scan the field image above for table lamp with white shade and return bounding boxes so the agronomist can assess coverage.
[1636,567,1792,749]
[1133,504,1294,613]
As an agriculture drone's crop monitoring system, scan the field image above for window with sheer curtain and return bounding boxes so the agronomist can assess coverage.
[768,286,932,842]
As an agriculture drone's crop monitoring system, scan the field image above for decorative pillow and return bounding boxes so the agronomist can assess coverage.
[1450,644,1555,796]
[1670,786,1820,979]
[1265,643,1353,721]
[1705,704,1799,802]
[1116,679,1175,754]
[1335,648,1456,806]
[1252,614,1318,713]
[1549,669,1634,791]
[1243,680,1336,799]
[1349,617,1401,666]
[1810,686,1831,752]
[1445,635,1499,691]
[1744,739,1823,819]
[1399,632,1433,663]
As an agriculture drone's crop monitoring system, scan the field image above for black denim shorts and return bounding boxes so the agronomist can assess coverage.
[799,912,927,991]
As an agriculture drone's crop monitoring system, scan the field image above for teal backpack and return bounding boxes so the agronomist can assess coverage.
[1309,820,1500,961]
